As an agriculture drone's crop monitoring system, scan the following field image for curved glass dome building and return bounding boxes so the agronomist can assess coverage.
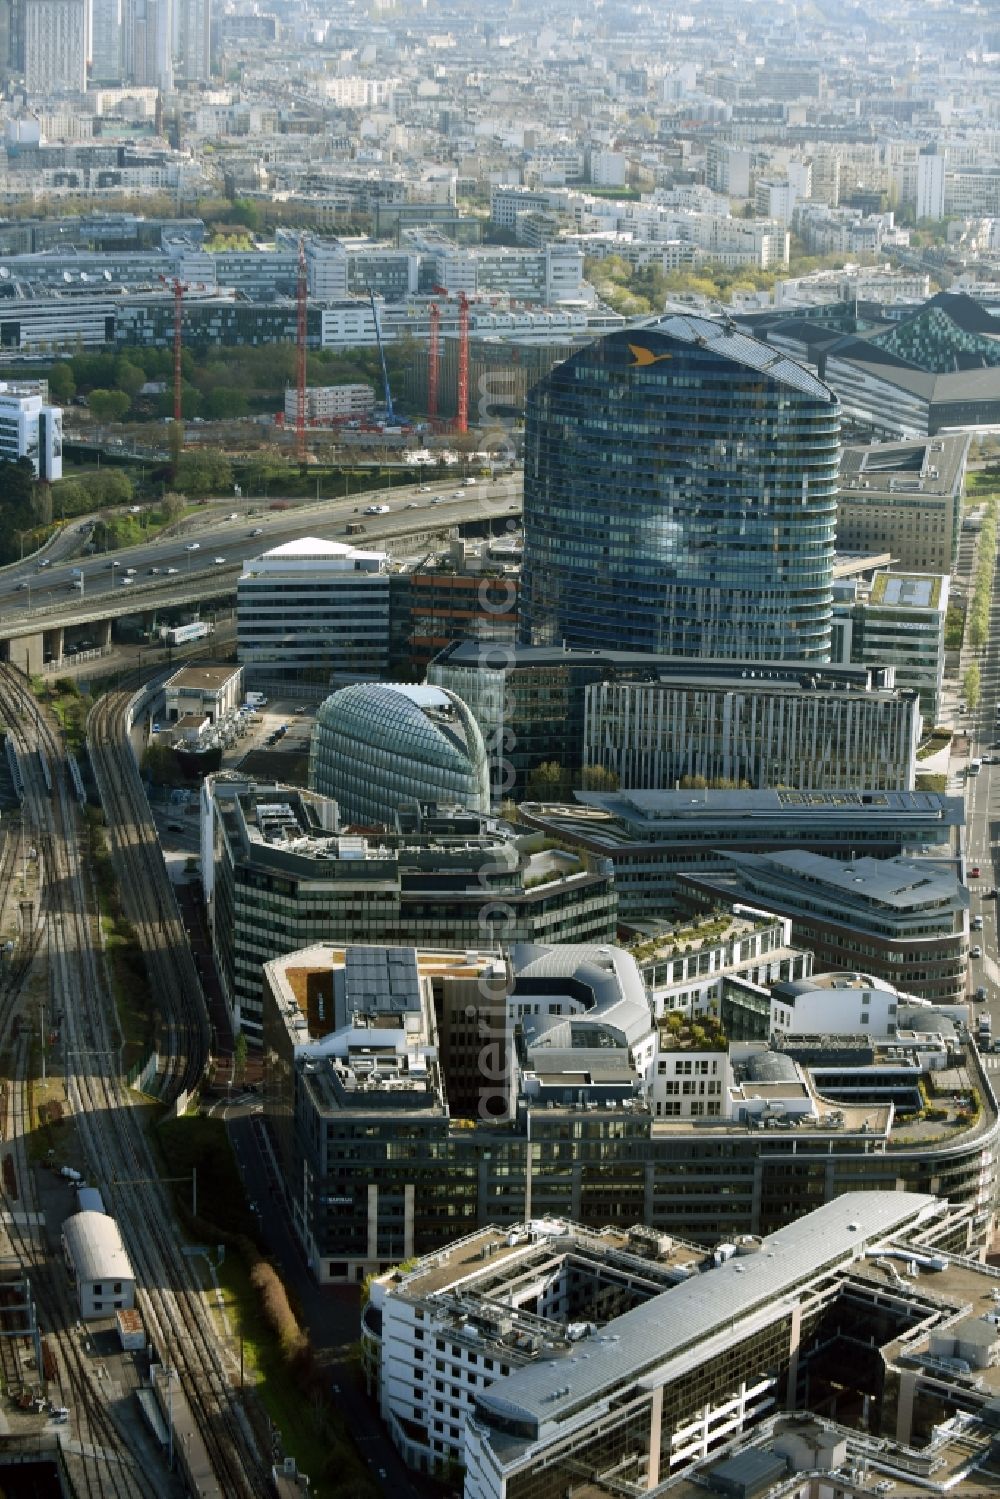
[309,683,491,825]
[520,315,840,660]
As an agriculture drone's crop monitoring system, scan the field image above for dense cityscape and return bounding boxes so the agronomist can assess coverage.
[3,0,1000,1497]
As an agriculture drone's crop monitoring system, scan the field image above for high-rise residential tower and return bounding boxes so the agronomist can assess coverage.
[24,0,85,92]
[520,316,841,661]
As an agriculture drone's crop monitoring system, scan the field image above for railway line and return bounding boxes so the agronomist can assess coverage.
[0,664,267,1498]
[87,684,210,1101]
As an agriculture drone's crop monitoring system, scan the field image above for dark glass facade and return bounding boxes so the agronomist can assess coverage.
[521,317,841,660]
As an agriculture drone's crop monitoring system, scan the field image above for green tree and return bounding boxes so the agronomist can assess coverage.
[579,764,620,792]
[204,386,249,420]
[526,760,573,802]
[47,361,76,403]
[964,661,981,710]
[114,358,145,400]
[88,388,131,423]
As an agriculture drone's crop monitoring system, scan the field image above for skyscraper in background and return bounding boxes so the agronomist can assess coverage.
[90,0,123,81]
[520,317,841,662]
[24,0,85,92]
[126,0,170,90]
[175,0,209,81]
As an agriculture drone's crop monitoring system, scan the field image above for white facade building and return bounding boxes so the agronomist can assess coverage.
[0,382,62,480]
[61,1211,136,1320]
[917,153,947,221]
[24,0,87,94]
[237,537,391,686]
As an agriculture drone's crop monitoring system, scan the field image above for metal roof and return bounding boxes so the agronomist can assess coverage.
[474,1192,938,1437]
[62,1211,133,1287]
[633,314,836,402]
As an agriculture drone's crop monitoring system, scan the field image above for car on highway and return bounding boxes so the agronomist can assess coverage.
[405,500,418,508]
[166,567,178,574]
[125,567,136,575]
[250,527,264,536]
[974,914,984,930]
[976,986,988,1001]
[213,556,226,564]
[37,559,50,569]
[971,866,981,878]
[107,560,119,569]
[148,566,159,575]
[16,581,27,590]
[419,485,430,492]
[972,945,983,959]
[988,887,998,899]
[186,542,200,551]
[453,489,465,498]
[121,576,133,586]
[364,503,390,515]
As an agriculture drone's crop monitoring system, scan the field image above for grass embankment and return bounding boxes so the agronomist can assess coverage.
[158,1114,377,1499]
[84,807,156,1075]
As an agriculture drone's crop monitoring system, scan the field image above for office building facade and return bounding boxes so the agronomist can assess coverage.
[203,780,617,1041]
[833,571,948,722]
[308,684,491,825]
[675,849,969,1003]
[520,316,840,660]
[429,643,920,803]
[0,382,62,480]
[518,788,964,922]
[836,435,968,575]
[237,537,391,688]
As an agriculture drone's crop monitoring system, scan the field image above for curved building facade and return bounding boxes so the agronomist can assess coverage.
[309,683,490,825]
[520,316,840,660]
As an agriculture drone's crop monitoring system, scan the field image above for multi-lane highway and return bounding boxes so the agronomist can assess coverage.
[0,473,523,634]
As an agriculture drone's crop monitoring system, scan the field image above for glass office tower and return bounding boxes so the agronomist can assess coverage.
[520,316,840,660]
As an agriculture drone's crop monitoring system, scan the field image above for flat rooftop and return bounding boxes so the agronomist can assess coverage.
[166,665,241,692]
[474,1193,940,1438]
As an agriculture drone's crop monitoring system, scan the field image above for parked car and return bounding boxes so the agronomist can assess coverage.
[972,945,983,959]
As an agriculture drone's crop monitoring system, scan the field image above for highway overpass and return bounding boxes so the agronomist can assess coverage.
[0,477,522,674]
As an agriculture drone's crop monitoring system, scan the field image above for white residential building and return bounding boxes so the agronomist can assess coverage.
[917,153,947,221]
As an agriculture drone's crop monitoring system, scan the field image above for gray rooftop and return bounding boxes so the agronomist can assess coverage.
[474,1192,939,1440]
[722,850,964,913]
[566,787,962,829]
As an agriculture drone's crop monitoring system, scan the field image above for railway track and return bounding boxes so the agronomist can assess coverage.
[0,665,267,1498]
[87,685,210,1101]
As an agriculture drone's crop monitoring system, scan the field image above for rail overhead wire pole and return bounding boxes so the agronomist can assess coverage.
[296,237,308,463]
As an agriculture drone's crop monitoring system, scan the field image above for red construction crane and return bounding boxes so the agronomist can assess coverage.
[430,285,471,433]
[159,275,187,425]
[427,300,441,425]
[296,237,308,463]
